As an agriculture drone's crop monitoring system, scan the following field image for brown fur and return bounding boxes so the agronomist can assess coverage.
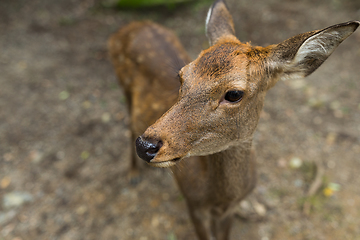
[108,21,191,176]
[108,1,359,239]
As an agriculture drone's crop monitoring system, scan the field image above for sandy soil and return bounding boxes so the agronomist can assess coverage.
[1,0,360,239]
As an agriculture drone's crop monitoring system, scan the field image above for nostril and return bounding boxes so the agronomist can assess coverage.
[146,141,163,154]
[135,136,163,162]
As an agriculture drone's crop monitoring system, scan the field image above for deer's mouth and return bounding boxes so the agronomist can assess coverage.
[148,158,181,168]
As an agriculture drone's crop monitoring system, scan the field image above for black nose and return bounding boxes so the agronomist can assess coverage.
[135,136,163,162]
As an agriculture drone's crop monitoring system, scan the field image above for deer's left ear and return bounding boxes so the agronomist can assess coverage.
[269,21,359,82]
[206,0,237,46]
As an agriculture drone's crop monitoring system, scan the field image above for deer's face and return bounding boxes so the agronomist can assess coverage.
[138,42,270,167]
[135,0,359,167]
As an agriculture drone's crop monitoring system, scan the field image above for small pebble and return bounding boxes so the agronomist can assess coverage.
[101,112,111,123]
[80,151,90,160]
[82,100,92,109]
[151,215,160,227]
[1,176,11,189]
[3,192,33,209]
[253,201,267,217]
[29,150,44,163]
[289,157,302,169]
[76,205,87,215]
[59,91,70,100]
[277,158,287,168]
[326,132,337,145]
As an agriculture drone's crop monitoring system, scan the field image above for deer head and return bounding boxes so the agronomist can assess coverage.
[135,0,359,167]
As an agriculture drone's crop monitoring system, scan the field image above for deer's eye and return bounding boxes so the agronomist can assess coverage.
[224,90,244,103]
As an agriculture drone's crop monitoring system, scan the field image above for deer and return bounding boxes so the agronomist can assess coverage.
[108,0,359,239]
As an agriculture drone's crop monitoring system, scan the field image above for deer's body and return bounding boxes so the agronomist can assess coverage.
[108,21,191,177]
[109,1,359,239]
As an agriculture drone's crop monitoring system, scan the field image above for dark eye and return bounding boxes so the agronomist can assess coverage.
[224,90,244,103]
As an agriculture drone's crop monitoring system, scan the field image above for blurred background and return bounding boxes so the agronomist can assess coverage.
[0,0,359,239]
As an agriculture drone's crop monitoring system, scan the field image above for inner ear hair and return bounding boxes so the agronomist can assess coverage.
[271,21,359,80]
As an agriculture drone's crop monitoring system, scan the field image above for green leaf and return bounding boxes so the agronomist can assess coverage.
[116,0,193,8]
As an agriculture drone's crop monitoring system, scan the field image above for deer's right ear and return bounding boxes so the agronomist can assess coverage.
[206,0,237,46]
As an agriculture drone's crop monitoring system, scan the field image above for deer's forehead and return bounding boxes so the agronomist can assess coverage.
[180,43,253,91]
[192,43,248,77]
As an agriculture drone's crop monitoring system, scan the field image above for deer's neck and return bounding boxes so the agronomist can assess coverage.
[206,141,256,202]
[172,141,256,207]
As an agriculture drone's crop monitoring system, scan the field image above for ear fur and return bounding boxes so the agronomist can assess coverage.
[206,0,237,46]
[271,21,359,81]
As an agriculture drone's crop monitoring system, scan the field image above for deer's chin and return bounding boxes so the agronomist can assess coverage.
[148,158,181,168]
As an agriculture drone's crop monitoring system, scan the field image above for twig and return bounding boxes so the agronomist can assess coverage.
[303,160,325,216]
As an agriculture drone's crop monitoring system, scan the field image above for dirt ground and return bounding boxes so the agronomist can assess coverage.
[1,0,360,239]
